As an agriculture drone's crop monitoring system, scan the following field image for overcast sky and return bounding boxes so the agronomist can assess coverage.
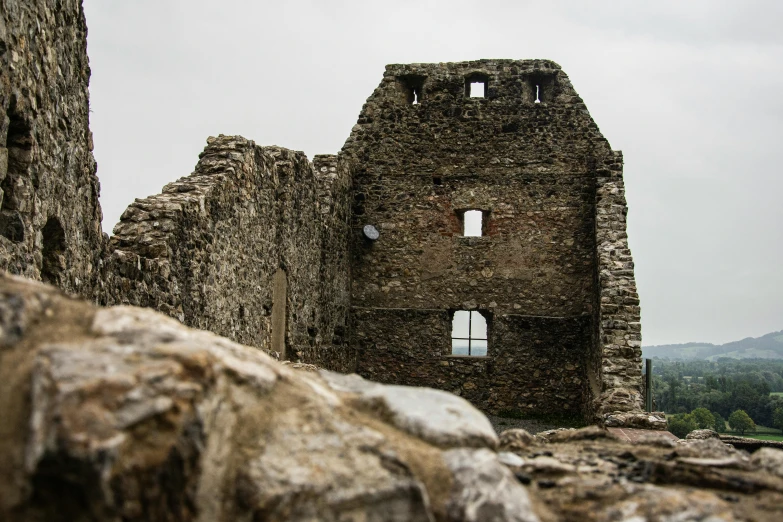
[82,0,783,346]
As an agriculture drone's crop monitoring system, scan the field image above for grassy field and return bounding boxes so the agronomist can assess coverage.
[741,434,783,441]
[726,424,783,440]
[770,392,783,398]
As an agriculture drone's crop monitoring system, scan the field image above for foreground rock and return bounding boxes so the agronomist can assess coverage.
[2,274,783,521]
[499,427,783,521]
[0,275,535,522]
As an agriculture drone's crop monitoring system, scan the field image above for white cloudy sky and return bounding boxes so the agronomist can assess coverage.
[82,0,783,346]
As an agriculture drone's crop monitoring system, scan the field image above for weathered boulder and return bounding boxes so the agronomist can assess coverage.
[498,428,535,452]
[3,274,783,522]
[500,424,783,521]
[0,275,533,522]
[320,371,498,450]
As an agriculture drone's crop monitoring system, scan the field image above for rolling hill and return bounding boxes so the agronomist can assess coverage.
[642,331,783,360]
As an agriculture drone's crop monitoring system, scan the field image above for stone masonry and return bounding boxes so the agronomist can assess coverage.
[1,1,643,422]
[99,136,353,372]
[0,0,104,296]
[341,61,643,419]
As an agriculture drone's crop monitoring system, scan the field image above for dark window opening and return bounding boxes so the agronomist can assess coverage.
[41,217,66,284]
[398,75,426,105]
[451,310,488,356]
[459,209,485,237]
[433,176,442,186]
[465,74,489,99]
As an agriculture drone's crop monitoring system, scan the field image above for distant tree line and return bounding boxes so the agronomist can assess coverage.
[651,358,783,430]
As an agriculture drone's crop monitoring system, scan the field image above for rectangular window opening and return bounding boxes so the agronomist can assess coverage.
[463,209,483,237]
[451,310,488,356]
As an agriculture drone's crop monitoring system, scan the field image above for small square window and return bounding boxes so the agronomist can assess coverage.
[451,310,488,356]
[464,74,489,99]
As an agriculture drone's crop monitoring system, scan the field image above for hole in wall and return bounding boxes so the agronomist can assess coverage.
[6,108,33,166]
[41,217,66,284]
[0,211,24,242]
[535,85,541,103]
[3,106,34,209]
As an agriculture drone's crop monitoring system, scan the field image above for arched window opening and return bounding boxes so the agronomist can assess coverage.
[41,217,66,284]
[451,310,488,356]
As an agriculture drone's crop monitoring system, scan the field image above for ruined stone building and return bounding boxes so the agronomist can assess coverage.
[1,0,642,421]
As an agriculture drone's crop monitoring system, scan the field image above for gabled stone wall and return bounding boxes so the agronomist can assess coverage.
[0,0,104,296]
[341,60,642,419]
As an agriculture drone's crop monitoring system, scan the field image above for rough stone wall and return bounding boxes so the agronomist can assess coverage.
[342,60,640,419]
[354,308,591,416]
[311,154,354,369]
[100,136,353,371]
[0,0,103,296]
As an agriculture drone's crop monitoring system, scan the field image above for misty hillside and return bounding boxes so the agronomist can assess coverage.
[643,331,783,360]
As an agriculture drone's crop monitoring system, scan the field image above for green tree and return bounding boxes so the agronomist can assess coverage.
[773,407,783,435]
[665,374,682,411]
[728,409,756,436]
[668,413,698,439]
[691,408,715,429]
[712,411,727,433]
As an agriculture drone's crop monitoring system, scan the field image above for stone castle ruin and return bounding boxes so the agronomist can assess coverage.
[1,0,642,421]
